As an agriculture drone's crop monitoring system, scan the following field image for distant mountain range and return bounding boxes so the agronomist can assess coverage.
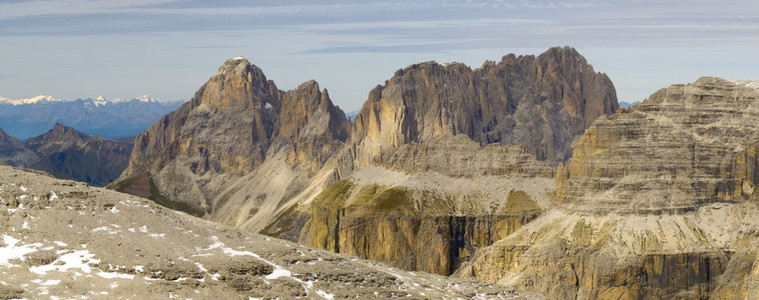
[0,95,184,139]
[618,100,641,108]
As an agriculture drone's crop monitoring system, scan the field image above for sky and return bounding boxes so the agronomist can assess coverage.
[0,0,757,111]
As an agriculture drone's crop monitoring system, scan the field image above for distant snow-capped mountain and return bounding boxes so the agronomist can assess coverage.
[0,95,62,106]
[0,95,185,139]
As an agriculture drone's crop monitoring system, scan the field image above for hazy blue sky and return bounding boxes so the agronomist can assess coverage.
[1,0,757,111]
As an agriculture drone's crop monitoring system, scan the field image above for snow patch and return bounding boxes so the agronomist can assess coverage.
[315,290,335,300]
[0,235,41,266]
[732,80,759,92]
[30,249,100,276]
[96,271,135,279]
[49,191,58,201]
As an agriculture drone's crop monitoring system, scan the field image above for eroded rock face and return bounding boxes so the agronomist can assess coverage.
[459,77,759,299]
[0,127,38,167]
[113,58,350,217]
[0,164,537,299]
[350,46,618,167]
[302,47,616,275]
[304,136,556,275]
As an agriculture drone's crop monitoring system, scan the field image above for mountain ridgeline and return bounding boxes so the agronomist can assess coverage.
[0,124,131,186]
[111,46,619,278]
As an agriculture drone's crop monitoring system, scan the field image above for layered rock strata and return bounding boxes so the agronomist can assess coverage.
[304,134,556,275]
[458,77,759,299]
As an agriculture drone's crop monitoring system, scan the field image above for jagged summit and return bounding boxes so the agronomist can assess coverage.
[114,57,349,215]
[350,46,618,166]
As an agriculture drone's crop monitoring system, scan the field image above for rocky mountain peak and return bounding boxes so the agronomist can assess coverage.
[349,46,618,166]
[193,56,281,112]
[25,123,90,149]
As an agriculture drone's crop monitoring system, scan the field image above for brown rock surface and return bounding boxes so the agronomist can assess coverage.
[0,164,539,299]
[458,77,759,299]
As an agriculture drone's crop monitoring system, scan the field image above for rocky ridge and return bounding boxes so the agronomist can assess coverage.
[457,77,759,299]
[348,46,618,167]
[0,164,537,299]
[24,124,131,187]
[0,127,39,168]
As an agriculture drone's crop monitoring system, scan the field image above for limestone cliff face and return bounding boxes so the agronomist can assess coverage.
[304,134,557,275]
[25,123,130,186]
[350,46,618,167]
[206,80,351,240]
[459,77,759,299]
[114,58,349,218]
[0,127,38,167]
[303,47,617,276]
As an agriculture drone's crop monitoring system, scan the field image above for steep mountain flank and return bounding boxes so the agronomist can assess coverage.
[458,77,759,299]
[0,164,536,299]
[305,134,556,275]
[0,127,39,167]
[113,57,350,220]
[302,46,618,275]
[349,46,618,167]
[23,124,130,186]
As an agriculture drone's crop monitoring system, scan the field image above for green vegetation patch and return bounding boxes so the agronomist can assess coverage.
[312,180,354,207]
[370,186,414,213]
[500,190,542,215]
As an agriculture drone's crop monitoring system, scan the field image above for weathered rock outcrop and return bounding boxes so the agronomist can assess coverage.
[305,134,557,275]
[0,164,538,299]
[24,123,130,186]
[0,127,38,167]
[458,77,759,299]
[349,46,618,167]
[303,47,617,275]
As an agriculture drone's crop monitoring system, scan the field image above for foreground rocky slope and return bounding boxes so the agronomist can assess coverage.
[25,124,131,186]
[458,77,759,299]
[0,164,537,299]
